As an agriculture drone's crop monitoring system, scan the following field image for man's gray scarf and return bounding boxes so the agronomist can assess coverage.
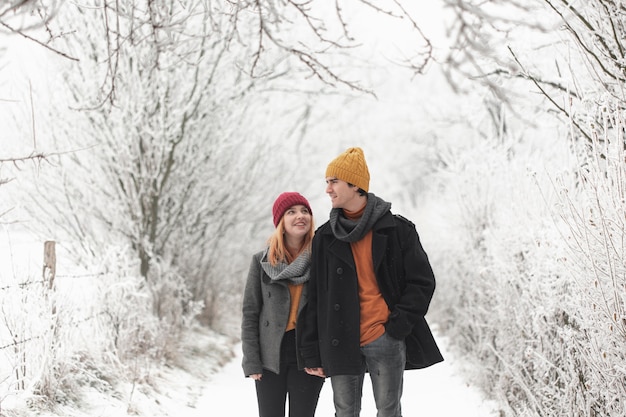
[329,193,391,243]
[261,249,311,285]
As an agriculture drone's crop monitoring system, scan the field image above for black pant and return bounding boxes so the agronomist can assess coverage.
[255,330,325,417]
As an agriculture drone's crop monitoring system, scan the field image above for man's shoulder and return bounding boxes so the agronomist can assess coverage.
[392,213,415,227]
[391,213,417,233]
[313,221,333,237]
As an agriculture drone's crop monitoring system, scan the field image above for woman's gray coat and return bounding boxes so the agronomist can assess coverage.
[241,250,309,376]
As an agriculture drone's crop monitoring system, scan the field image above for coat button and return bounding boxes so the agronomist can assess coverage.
[334,304,340,311]
[331,339,339,346]
[336,267,343,274]
[264,321,269,327]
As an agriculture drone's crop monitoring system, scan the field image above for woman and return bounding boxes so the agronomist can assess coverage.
[241,191,325,417]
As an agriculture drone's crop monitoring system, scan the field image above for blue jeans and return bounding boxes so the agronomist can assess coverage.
[330,332,406,417]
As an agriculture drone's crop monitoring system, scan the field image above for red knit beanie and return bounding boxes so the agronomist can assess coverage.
[272,192,312,227]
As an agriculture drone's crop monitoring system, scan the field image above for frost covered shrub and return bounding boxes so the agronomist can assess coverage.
[0,251,115,409]
[427,108,626,416]
[0,270,57,403]
[96,247,204,364]
[550,108,626,416]
[423,128,612,416]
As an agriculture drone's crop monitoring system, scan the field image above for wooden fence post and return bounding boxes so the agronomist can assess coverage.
[43,241,57,323]
[43,241,56,289]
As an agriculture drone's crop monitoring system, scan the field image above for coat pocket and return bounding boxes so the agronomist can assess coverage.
[404,319,444,369]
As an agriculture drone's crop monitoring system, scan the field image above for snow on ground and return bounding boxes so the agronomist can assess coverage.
[2,327,235,417]
[195,330,500,417]
[1,319,499,417]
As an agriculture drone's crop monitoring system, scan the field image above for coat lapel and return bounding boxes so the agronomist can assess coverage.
[372,213,395,272]
[328,237,355,269]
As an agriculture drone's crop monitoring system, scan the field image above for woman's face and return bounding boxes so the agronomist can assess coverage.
[282,204,312,240]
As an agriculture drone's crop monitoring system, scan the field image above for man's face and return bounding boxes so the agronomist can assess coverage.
[325,177,360,209]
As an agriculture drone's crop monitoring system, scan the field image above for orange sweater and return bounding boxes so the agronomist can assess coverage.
[286,283,303,331]
[344,208,390,346]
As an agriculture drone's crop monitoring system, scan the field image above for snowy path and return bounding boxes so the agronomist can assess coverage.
[195,333,500,416]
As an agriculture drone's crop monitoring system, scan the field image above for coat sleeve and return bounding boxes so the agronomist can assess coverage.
[299,234,323,368]
[241,253,264,376]
[385,219,436,340]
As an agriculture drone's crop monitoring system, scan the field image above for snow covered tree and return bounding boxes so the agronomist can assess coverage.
[18,0,436,330]
[25,1,283,330]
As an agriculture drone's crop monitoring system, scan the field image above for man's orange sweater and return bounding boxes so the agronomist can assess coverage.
[344,207,390,346]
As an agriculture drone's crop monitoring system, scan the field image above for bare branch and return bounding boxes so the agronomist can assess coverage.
[391,0,433,77]
[0,151,48,165]
[507,46,592,143]
[0,20,78,61]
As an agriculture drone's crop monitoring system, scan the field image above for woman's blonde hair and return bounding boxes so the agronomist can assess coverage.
[267,216,315,266]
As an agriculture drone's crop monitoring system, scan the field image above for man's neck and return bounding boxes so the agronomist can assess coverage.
[342,195,367,213]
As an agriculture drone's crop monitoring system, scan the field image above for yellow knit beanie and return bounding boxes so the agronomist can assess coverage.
[325,147,370,192]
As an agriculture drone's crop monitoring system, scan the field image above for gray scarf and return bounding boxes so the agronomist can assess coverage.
[261,249,311,285]
[329,193,391,243]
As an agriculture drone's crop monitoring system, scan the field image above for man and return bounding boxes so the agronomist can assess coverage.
[300,147,443,417]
